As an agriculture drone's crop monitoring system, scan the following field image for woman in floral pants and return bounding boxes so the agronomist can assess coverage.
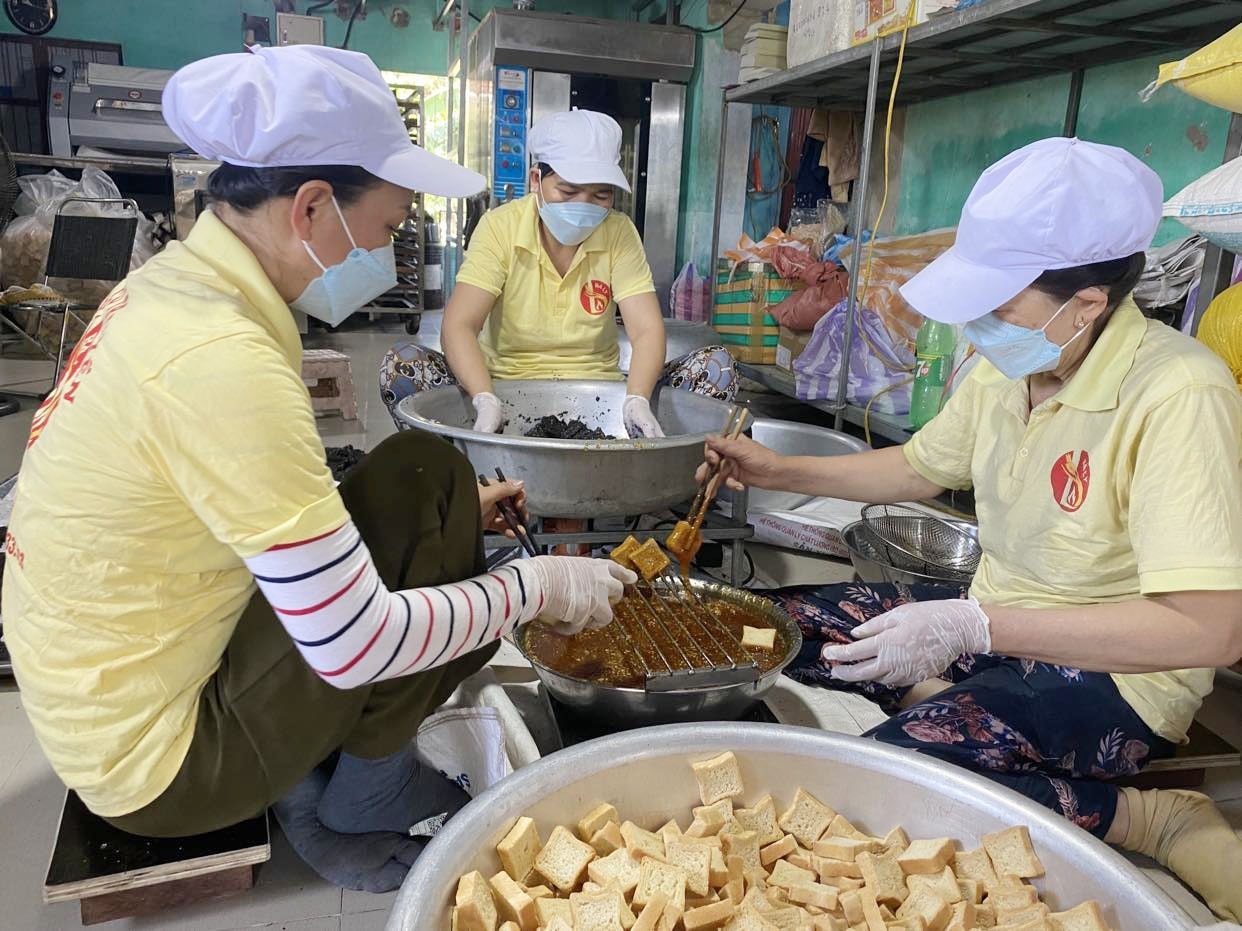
[771,582,1174,838]
[700,139,1242,919]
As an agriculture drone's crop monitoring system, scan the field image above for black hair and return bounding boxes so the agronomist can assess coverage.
[534,161,556,178]
[1029,252,1147,311]
[206,162,383,211]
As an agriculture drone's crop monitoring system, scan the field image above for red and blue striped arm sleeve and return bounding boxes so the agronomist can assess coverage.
[244,522,544,688]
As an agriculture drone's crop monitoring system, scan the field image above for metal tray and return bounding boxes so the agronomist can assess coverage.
[388,724,1201,931]
[515,578,801,727]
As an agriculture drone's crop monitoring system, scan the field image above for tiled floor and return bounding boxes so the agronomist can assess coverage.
[2,318,1240,928]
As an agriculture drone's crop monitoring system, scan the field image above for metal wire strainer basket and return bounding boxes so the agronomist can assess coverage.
[859,503,982,582]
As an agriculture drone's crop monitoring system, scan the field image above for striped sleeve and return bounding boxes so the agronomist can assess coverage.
[245,521,544,688]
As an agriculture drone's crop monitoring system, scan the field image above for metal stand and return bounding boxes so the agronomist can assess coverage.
[709,1,1241,422]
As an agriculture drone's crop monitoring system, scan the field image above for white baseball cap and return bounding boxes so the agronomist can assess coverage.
[900,137,1162,324]
[529,110,631,193]
[162,45,485,198]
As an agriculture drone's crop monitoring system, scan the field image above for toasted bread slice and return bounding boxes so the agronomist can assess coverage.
[455,870,498,931]
[535,824,596,892]
[778,788,837,848]
[692,751,746,806]
[496,816,541,884]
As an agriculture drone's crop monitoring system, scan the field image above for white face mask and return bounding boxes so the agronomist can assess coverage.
[534,173,609,246]
[290,197,397,327]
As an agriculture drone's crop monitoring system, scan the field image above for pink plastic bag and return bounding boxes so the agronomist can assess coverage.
[670,261,711,323]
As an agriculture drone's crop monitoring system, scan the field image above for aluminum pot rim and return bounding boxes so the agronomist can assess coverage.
[388,723,1193,930]
[394,384,727,453]
[514,578,802,698]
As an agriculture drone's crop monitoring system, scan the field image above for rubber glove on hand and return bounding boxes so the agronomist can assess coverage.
[623,395,665,439]
[527,555,637,635]
[821,597,991,687]
[471,392,504,434]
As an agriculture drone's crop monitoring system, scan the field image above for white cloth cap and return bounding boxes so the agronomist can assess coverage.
[162,45,485,198]
[528,109,630,192]
[900,137,1163,324]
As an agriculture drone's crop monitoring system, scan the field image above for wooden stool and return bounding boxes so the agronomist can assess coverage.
[302,348,358,421]
[1119,720,1241,790]
[44,792,270,925]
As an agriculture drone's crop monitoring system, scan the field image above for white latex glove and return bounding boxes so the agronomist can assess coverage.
[820,597,992,687]
[622,394,665,439]
[471,392,504,434]
[526,555,637,635]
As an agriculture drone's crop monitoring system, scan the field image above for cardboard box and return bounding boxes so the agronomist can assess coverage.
[787,0,853,68]
[776,326,813,372]
[713,260,803,365]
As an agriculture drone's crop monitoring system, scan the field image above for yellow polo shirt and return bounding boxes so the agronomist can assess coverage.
[904,299,1242,743]
[456,193,655,380]
[1,210,347,817]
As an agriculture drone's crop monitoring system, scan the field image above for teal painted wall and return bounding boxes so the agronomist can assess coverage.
[894,52,1230,247]
[0,1,621,74]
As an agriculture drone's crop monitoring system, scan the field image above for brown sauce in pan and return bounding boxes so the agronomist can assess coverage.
[522,592,788,688]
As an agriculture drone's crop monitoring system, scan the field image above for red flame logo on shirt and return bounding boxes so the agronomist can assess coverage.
[579,279,612,316]
[1050,450,1091,513]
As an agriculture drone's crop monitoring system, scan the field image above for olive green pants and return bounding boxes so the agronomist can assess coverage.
[107,431,498,837]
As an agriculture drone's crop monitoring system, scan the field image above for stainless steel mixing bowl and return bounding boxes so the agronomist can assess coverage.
[395,380,738,517]
[387,724,1198,930]
[515,578,801,727]
[747,417,869,512]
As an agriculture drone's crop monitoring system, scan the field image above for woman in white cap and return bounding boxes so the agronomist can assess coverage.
[701,137,1242,919]
[379,109,736,439]
[1,45,634,892]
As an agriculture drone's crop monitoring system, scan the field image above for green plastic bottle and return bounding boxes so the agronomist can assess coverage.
[909,318,956,430]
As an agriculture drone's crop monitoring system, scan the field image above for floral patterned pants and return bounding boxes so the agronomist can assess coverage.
[768,582,1177,839]
[378,343,738,428]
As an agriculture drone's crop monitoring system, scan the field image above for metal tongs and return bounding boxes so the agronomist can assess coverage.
[665,405,749,571]
[479,467,541,557]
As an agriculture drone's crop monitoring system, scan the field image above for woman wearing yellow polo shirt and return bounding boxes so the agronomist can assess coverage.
[1,46,632,893]
[379,109,735,439]
[703,139,1242,920]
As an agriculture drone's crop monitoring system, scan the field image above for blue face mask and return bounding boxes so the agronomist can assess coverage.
[963,297,1087,380]
[535,175,609,246]
[291,197,397,327]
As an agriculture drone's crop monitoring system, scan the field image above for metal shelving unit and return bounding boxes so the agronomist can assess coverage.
[371,81,426,332]
[712,0,1242,435]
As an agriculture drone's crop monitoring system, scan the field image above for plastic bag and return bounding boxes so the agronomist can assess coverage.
[1141,23,1242,113]
[1133,234,1204,311]
[1,167,157,306]
[1163,157,1242,252]
[834,227,957,352]
[669,261,711,323]
[769,259,848,331]
[793,299,915,414]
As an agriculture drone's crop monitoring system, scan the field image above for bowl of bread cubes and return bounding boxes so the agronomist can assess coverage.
[387,724,1194,931]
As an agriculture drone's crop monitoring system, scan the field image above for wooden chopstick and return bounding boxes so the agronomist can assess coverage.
[690,405,749,528]
[494,467,543,555]
[478,474,539,558]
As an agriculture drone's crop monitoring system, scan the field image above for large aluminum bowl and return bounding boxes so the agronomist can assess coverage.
[515,578,801,727]
[395,380,737,517]
[388,724,1197,930]
[748,417,869,512]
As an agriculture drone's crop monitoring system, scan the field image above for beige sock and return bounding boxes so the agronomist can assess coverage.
[1120,787,1242,922]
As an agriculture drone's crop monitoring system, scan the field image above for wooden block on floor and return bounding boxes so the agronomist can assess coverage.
[78,863,255,925]
[44,791,270,925]
[301,348,358,420]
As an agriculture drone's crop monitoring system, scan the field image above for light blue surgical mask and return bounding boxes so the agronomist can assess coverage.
[290,197,397,327]
[963,297,1087,380]
[535,176,609,246]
